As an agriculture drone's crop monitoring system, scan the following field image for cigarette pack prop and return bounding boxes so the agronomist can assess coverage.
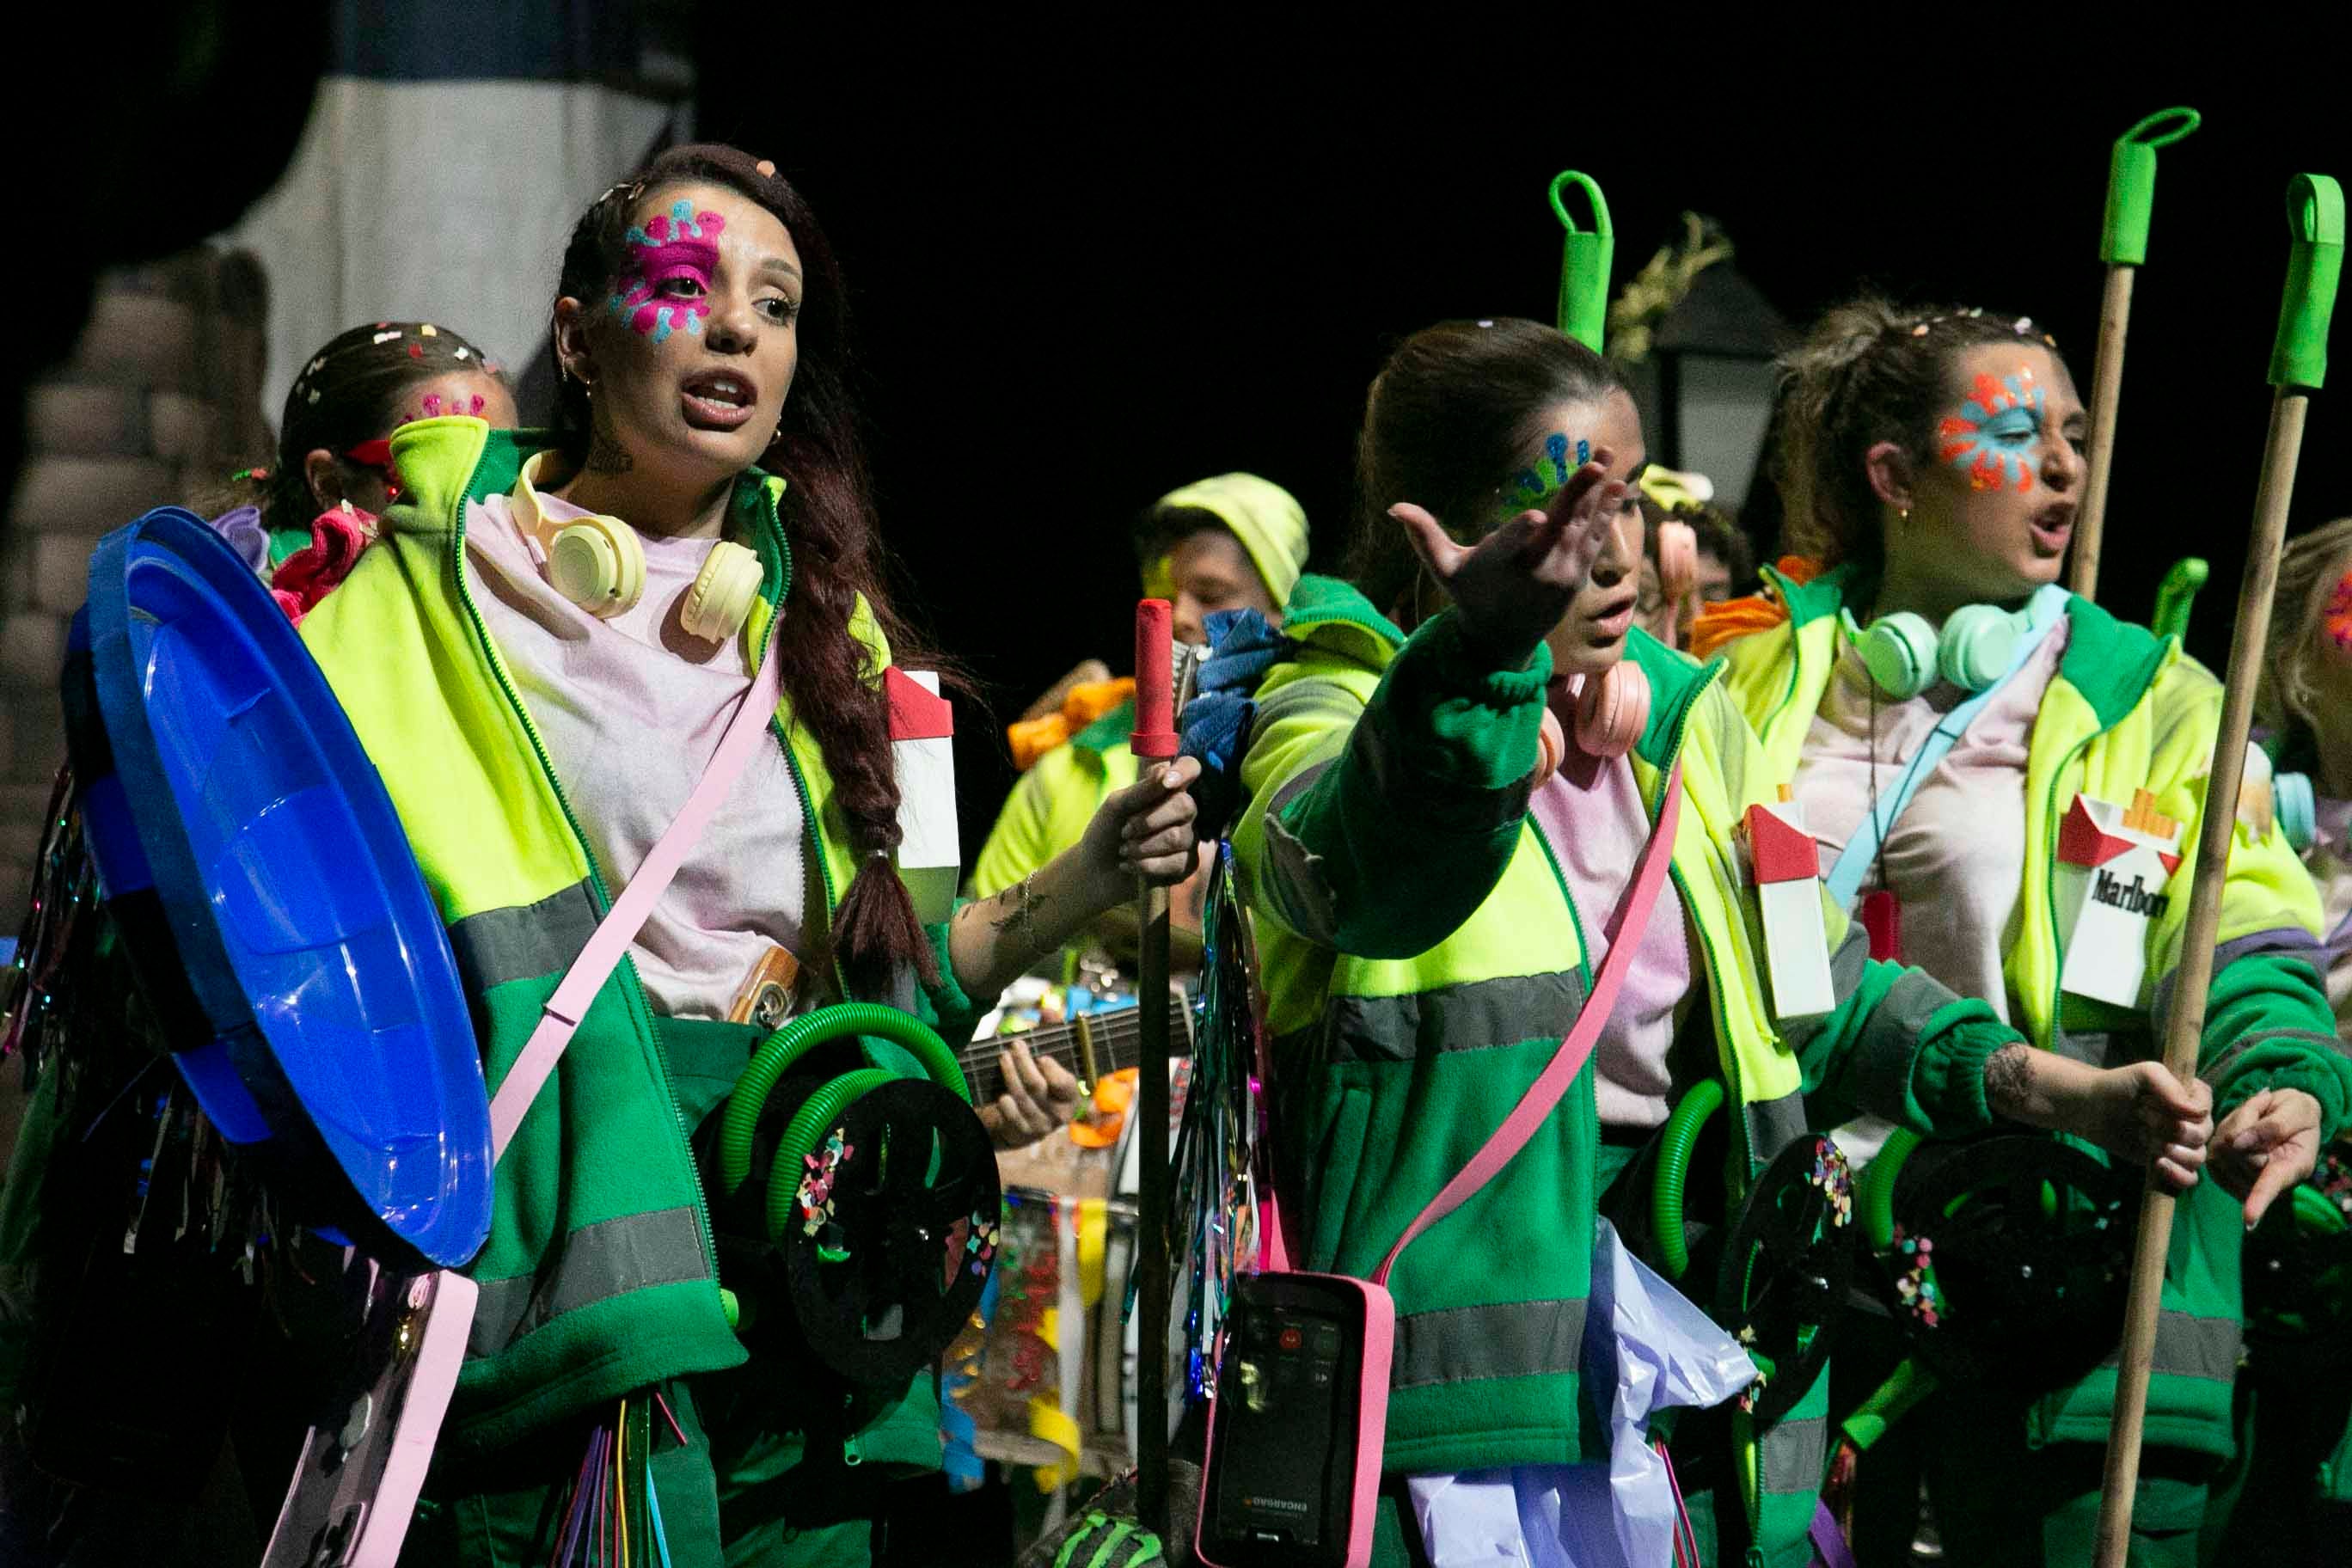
[2054,790,2184,1008]
[1197,765,1685,1568]
[887,666,959,924]
[1742,794,1836,1020]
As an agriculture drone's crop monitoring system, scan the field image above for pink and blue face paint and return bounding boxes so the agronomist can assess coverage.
[1498,432,1592,520]
[608,199,728,345]
[403,392,487,424]
[1937,369,2045,493]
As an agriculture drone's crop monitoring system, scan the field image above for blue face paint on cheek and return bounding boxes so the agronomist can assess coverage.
[1936,369,2045,493]
[1500,432,1593,517]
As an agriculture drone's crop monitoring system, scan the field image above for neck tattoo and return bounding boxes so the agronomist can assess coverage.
[585,403,634,475]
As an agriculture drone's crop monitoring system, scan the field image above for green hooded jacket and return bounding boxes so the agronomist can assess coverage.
[1714,563,2352,1461]
[297,416,977,1465]
[1235,575,2026,1562]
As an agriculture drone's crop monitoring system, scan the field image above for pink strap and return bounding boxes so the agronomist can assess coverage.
[1371,762,1682,1288]
[487,636,787,1161]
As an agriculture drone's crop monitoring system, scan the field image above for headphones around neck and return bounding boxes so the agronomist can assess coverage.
[511,452,764,643]
[1841,593,2056,701]
[1534,660,1652,787]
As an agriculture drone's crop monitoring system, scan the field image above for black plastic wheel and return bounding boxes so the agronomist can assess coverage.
[1714,1134,1855,1425]
[780,1076,1002,1386]
[1879,1133,2136,1395]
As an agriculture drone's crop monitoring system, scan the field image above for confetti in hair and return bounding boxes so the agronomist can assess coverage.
[372,329,401,345]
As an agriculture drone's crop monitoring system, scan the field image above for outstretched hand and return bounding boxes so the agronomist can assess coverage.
[2211,1087,2324,1228]
[1390,454,1631,668]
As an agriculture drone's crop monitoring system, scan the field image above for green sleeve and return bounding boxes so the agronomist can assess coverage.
[1251,611,1550,959]
[2194,941,2352,1140]
[1784,926,2016,1138]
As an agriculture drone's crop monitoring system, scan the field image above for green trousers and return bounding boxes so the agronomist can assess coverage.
[1922,1411,2208,1567]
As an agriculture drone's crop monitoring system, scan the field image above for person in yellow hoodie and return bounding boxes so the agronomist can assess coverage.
[967,474,1308,1142]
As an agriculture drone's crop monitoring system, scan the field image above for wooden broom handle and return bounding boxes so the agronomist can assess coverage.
[2092,389,2309,1564]
[2067,263,2135,602]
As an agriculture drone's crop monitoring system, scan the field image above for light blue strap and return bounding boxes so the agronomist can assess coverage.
[1823,585,2068,911]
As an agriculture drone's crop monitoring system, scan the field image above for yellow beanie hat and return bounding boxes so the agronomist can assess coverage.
[1141,472,1309,608]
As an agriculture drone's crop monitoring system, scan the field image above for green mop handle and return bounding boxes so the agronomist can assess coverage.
[1549,170,1613,354]
[2072,107,2201,602]
[2149,557,2208,643]
[2094,172,2343,1568]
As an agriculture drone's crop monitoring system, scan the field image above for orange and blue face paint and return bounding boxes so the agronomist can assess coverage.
[1498,432,1591,521]
[609,199,727,344]
[1938,368,2044,493]
[2325,569,2352,652]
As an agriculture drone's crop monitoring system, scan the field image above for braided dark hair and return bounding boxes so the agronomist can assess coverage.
[1773,299,2066,570]
[217,321,503,530]
[554,143,942,997]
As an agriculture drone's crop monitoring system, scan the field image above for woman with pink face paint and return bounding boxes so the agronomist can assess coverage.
[1702,298,2352,1565]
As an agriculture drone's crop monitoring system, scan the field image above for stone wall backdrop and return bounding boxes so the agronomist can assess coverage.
[2,247,271,923]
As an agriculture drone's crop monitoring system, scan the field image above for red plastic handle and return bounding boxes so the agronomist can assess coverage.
[1131,598,1178,759]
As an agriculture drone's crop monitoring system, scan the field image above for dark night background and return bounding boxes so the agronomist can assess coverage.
[697,34,2350,861]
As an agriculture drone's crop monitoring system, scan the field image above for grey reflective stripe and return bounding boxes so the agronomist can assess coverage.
[1848,970,1957,1119]
[2054,1030,2112,1068]
[1391,1296,1588,1389]
[2152,926,2330,1022]
[1777,926,1869,1060]
[1326,971,1588,1064]
[1760,1413,1828,1495]
[1262,806,1342,946]
[1266,755,1337,817]
[1351,706,1532,834]
[468,1205,711,1358]
[449,879,601,994]
[2098,1309,2240,1384]
[1743,1092,1809,1161]
[2202,1026,2349,1084]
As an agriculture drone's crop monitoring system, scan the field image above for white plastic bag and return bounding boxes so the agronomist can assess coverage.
[1409,1219,1755,1567]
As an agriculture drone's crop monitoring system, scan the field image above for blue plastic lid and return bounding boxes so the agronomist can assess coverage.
[82,508,492,1270]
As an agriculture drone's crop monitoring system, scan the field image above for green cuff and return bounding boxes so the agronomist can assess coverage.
[1904,1004,2017,1136]
[1414,609,1557,704]
[2215,1063,2351,1145]
[922,919,982,1046]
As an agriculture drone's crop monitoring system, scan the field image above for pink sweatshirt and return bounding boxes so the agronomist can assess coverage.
[463,490,810,1020]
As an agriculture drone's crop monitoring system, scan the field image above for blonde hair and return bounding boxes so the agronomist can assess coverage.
[2258,516,2352,748]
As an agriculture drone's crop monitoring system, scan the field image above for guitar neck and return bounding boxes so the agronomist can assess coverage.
[959,992,1193,1106]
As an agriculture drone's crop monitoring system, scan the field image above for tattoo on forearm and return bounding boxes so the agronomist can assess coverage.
[983,873,1047,951]
[1984,1044,2031,1118]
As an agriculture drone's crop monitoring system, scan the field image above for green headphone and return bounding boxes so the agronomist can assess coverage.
[715,1002,999,1386]
[1841,603,2036,701]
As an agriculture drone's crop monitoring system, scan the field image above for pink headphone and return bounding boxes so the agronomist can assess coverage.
[1534,660,1652,789]
[1655,520,1700,649]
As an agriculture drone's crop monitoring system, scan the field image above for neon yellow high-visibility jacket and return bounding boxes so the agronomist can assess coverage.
[1715,562,2352,1461]
[970,700,1137,900]
[1234,574,2027,1563]
[298,417,975,1464]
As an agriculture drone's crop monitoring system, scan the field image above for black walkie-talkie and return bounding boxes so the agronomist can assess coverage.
[1194,1271,1392,1568]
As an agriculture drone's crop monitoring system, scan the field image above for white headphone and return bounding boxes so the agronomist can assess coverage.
[511,452,763,642]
